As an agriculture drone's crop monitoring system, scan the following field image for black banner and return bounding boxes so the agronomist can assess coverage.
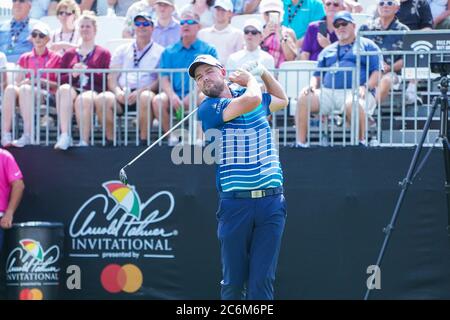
[0,146,449,299]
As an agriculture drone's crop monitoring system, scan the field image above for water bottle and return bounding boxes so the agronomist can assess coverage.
[175,107,184,121]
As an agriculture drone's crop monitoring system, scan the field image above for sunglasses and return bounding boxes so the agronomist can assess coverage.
[244,29,260,35]
[333,20,349,28]
[325,1,340,7]
[57,11,74,16]
[134,20,153,27]
[31,31,46,39]
[379,1,396,6]
[180,19,198,26]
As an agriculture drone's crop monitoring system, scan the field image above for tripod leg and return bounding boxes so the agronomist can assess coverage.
[440,95,450,238]
[364,97,440,300]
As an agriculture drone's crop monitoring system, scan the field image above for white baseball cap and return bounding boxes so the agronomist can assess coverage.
[188,55,223,78]
[214,0,233,12]
[243,18,263,33]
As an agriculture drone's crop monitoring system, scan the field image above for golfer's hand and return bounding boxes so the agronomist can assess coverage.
[0,211,13,229]
[229,69,253,87]
[242,61,267,77]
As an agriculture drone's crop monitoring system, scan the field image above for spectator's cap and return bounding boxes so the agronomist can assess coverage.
[333,11,354,24]
[214,0,233,12]
[243,18,263,33]
[155,0,175,7]
[134,11,153,22]
[189,55,224,78]
[30,23,50,37]
[259,0,284,14]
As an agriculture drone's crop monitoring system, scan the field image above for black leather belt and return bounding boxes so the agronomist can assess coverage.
[220,186,283,199]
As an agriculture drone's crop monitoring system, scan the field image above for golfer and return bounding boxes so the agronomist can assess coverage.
[188,55,288,300]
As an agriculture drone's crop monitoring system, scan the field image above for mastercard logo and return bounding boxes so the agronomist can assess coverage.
[19,288,43,300]
[100,264,143,293]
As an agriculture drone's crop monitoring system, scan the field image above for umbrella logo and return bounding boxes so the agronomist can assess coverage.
[104,182,142,220]
[19,239,44,262]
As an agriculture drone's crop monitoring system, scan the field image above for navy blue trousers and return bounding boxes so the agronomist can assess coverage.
[216,194,286,300]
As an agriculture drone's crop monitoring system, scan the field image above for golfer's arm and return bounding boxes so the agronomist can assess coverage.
[223,76,262,122]
[261,70,288,113]
[6,179,24,216]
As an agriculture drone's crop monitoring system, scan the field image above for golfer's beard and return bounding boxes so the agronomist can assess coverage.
[203,81,224,98]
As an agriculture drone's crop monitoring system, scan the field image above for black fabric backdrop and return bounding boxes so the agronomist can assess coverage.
[0,146,449,299]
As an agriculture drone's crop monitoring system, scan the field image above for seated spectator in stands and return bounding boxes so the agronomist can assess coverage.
[181,0,215,27]
[152,10,217,144]
[107,0,138,16]
[1,24,61,148]
[55,11,111,150]
[30,0,59,18]
[153,0,181,47]
[48,0,81,55]
[260,0,297,67]
[243,0,261,13]
[428,0,450,29]
[397,0,433,30]
[300,0,342,61]
[226,18,275,84]
[75,0,97,13]
[95,12,164,145]
[281,0,325,47]
[123,0,157,37]
[343,0,363,12]
[0,0,40,63]
[295,11,382,147]
[0,148,25,252]
[198,0,244,65]
[398,0,433,104]
[0,52,6,90]
[360,0,409,103]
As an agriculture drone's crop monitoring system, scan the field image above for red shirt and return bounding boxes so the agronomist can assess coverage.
[17,48,61,82]
[60,45,111,93]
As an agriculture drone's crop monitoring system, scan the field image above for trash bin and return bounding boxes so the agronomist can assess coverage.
[4,221,64,300]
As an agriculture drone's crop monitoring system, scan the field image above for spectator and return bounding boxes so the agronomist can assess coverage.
[75,0,97,13]
[281,0,325,46]
[1,24,61,148]
[0,0,40,63]
[397,0,433,30]
[48,0,81,55]
[428,0,450,29]
[300,0,343,61]
[30,0,59,18]
[295,11,382,147]
[198,0,244,65]
[152,10,217,144]
[181,0,215,27]
[260,0,297,67]
[0,148,25,251]
[344,0,363,12]
[0,52,6,90]
[54,11,111,150]
[243,0,261,13]
[107,0,138,16]
[360,0,409,103]
[153,0,181,47]
[95,12,164,145]
[226,18,275,84]
[123,0,157,37]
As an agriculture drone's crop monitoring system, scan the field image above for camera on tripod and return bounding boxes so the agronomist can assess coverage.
[430,62,450,76]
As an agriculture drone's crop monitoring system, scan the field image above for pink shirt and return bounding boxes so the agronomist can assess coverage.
[0,149,23,212]
[18,48,61,82]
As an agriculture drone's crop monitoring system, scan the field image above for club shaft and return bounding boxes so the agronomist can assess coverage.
[123,107,199,169]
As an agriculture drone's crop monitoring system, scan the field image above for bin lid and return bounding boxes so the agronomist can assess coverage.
[11,221,64,228]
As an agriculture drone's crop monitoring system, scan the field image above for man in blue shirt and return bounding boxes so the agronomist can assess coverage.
[152,10,217,144]
[295,11,382,147]
[189,54,288,299]
[0,0,40,63]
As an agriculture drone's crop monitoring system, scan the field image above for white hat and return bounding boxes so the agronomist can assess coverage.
[188,54,223,78]
[259,0,284,14]
[243,18,263,33]
[214,0,233,12]
[30,23,50,37]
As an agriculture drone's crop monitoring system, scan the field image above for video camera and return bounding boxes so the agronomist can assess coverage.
[430,62,450,76]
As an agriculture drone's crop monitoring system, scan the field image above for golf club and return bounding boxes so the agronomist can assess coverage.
[119,107,199,185]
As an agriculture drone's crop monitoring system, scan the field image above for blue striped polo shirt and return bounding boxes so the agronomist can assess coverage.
[198,88,283,192]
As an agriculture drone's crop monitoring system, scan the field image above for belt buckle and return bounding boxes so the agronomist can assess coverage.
[251,190,264,198]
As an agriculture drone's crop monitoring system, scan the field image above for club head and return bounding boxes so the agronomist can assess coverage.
[119,168,128,185]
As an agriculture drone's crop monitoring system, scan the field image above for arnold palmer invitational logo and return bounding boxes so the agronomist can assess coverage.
[6,239,60,287]
[69,181,178,259]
